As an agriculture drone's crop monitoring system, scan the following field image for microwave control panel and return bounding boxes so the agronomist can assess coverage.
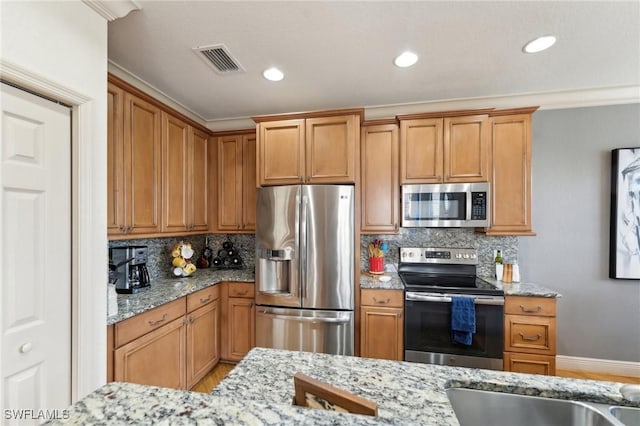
[471,192,487,220]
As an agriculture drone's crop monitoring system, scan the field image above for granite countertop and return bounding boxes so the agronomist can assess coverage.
[108,268,255,325]
[361,271,561,298]
[479,276,562,298]
[360,271,404,290]
[53,347,638,425]
[212,348,638,424]
[49,381,409,425]
[108,269,559,326]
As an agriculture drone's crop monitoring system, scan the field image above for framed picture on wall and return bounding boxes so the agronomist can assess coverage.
[610,147,640,279]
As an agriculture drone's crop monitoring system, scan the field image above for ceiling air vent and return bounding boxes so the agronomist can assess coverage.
[193,44,245,75]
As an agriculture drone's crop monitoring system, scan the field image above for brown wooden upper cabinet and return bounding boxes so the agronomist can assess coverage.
[161,113,209,233]
[108,89,163,236]
[254,109,363,186]
[398,111,491,184]
[360,122,399,234]
[479,107,538,236]
[108,74,213,239]
[216,131,257,232]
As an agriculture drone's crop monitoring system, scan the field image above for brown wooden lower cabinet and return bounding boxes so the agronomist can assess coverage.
[503,352,556,376]
[503,295,557,375]
[221,282,256,362]
[110,282,250,390]
[107,324,114,382]
[359,289,404,361]
[186,298,220,388]
[114,316,187,389]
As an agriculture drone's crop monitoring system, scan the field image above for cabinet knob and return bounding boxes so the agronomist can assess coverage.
[19,342,33,354]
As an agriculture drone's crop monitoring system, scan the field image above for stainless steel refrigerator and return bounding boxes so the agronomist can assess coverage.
[255,185,354,355]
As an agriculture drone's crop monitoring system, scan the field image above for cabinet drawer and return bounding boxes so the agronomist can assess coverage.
[187,285,220,312]
[115,298,186,347]
[360,289,403,308]
[505,315,556,355]
[504,352,556,376]
[228,282,255,298]
[505,296,556,317]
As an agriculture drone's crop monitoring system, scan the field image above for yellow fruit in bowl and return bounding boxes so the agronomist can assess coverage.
[172,257,186,268]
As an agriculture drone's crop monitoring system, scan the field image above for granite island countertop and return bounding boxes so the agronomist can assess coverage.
[212,348,635,424]
[53,347,638,425]
[108,268,255,325]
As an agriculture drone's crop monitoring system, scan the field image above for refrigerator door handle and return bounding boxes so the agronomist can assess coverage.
[300,194,309,300]
[256,309,351,324]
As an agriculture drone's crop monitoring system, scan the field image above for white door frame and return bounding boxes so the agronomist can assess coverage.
[1,59,106,401]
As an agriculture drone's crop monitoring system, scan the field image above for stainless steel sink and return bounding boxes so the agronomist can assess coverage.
[446,387,625,426]
[609,405,640,426]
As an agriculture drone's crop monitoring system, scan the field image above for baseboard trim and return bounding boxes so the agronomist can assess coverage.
[556,356,640,378]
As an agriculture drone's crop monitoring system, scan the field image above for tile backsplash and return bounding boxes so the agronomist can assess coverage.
[109,228,516,281]
[361,228,518,279]
[109,234,256,280]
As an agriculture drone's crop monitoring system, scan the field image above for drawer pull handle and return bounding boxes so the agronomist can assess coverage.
[235,289,248,296]
[519,332,542,342]
[519,305,542,313]
[200,295,212,303]
[373,297,390,304]
[148,313,168,326]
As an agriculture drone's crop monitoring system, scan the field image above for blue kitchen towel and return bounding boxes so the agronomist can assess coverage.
[451,296,476,346]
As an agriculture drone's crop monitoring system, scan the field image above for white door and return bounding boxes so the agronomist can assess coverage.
[1,83,71,421]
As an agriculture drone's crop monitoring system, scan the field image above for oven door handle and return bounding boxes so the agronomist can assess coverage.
[405,292,504,306]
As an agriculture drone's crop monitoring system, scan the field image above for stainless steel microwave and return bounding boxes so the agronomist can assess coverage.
[401,182,490,228]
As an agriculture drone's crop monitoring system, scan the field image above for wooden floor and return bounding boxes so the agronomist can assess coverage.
[191,362,235,393]
[556,369,640,384]
[191,363,640,394]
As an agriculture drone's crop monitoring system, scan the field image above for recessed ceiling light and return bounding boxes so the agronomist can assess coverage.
[394,51,418,68]
[263,67,284,81]
[523,35,556,53]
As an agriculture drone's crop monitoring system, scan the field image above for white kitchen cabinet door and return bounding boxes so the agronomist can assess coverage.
[0,83,72,418]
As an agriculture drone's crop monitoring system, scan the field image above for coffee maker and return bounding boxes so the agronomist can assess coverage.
[109,245,151,294]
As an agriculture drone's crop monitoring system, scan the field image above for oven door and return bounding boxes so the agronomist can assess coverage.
[404,292,504,370]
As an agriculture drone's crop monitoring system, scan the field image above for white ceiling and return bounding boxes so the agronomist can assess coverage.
[108,1,640,128]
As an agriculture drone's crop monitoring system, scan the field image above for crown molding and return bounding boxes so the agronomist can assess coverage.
[82,0,141,22]
[107,60,209,127]
[363,86,640,121]
[104,60,640,131]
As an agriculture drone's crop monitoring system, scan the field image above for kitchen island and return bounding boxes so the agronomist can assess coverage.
[53,347,637,425]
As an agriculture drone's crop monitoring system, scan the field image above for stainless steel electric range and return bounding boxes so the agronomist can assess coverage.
[399,247,504,371]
